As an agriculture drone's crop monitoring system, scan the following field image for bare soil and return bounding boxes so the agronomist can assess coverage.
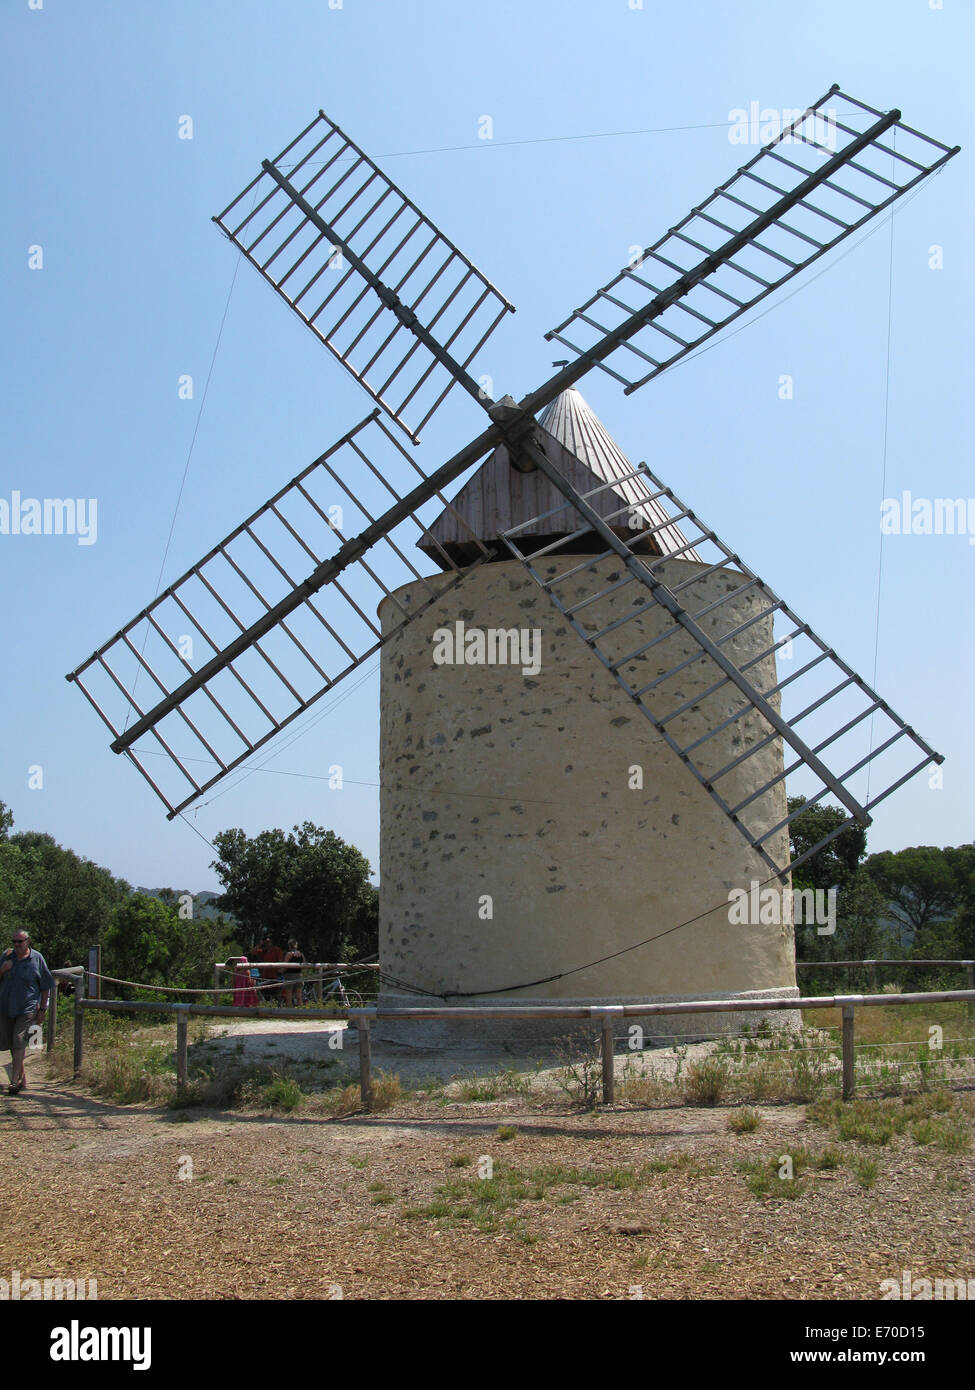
[2,1034,972,1301]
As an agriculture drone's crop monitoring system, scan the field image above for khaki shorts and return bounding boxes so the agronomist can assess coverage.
[0,1012,38,1052]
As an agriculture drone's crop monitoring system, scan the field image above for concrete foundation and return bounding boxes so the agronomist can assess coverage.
[373,989,801,1053]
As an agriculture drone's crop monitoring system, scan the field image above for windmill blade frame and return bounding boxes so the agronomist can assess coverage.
[67,86,957,853]
[500,422,943,880]
[213,109,515,442]
[67,413,495,818]
[544,85,959,396]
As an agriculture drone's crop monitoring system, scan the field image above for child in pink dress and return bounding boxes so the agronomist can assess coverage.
[231,957,258,1007]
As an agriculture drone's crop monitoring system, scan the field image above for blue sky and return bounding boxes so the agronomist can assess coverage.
[2,0,971,892]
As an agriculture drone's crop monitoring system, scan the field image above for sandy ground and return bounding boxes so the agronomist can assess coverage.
[1,1023,972,1301]
[199,1015,744,1086]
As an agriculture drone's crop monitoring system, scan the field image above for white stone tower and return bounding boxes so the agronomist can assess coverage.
[377,388,797,1044]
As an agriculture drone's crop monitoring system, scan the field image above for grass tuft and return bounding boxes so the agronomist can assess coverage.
[368,1071,402,1113]
[808,1091,970,1152]
[728,1107,762,1133]
[683,1057,731,1107]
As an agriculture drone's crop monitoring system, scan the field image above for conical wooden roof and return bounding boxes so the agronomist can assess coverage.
[418,387,697,568]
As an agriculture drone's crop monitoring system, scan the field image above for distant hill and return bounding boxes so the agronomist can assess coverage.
[136,888,236,925]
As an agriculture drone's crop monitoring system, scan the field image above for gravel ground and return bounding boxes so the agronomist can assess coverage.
[197,1016,732,1086]
[1,1037,972,1301]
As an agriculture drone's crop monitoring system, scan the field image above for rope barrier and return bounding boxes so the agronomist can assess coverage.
[85,970,373,998]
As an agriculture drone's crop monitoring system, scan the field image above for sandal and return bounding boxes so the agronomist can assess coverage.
[7,1080,24,1095]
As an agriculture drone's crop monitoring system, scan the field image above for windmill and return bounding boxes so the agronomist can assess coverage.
[68,87,957,1037]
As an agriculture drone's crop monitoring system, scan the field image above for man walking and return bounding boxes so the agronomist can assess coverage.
[0,930,54,1095]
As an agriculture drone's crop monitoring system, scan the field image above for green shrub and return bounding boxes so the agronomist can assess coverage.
[261,1072,305,1112]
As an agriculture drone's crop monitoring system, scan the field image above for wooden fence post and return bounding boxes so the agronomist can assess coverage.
[46,980,58,1052]
[73,975,86,1077]
[176,1008,189,1092]
[601,1018,615,1104]
[967,963,974,1021]
[315,973,323,1005]
[359,1017,372,1110]
[842,1004,856,1101]
[213,965,222,1002]
[87,945,101,1001]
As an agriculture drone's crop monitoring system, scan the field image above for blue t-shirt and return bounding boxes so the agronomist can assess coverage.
[0,948,54,1017]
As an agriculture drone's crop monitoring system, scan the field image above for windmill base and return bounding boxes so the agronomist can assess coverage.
[373,986,802,1052]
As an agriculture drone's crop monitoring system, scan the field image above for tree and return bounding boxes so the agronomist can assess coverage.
[944,846,975,957]
[0,801,132,966]
[347,881,379,960]
[0,840,32,937]
[834,870,887,961]
[954,874,975,959]
[8,828,131,968]
[788,796,867,892]
[210,821,378,962]
[102,894,233,997]
[865,846,964,949]
[786,798,882,977]
[0,800,250,991]
[0,801,28,934]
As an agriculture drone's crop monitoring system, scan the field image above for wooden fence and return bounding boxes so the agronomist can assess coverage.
[67,984,975,1109]
[797,958,975,998]
[212,959,379,1004]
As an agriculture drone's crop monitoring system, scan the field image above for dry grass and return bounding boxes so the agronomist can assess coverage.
[16,995,973,1300]
[368,1070,402,1112]
[5,1064,972,1300]
[46,995,975,1129]
[728,1107,762,1134]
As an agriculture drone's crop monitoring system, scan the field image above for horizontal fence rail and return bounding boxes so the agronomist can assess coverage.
[798,959,974,968]
[214,961,380,970]
[70,988,975,1107]
[798,958,975,1006]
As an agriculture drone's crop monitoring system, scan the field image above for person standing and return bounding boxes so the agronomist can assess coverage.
[281,939,306,1007]
[0,930,54,1095]
[231,956,258,1007]
[254,935,284,1004]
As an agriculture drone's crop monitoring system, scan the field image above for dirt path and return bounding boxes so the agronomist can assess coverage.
[2,1050,972,1301]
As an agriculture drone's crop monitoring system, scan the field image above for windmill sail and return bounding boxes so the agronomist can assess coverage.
[501,424,942,880]
[544,86,958,395]
[214,110,514,441]
[69,86,956,858]
[67,414,493,817]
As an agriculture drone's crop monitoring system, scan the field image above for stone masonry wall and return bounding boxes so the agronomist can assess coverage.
[377,556,797,1035]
